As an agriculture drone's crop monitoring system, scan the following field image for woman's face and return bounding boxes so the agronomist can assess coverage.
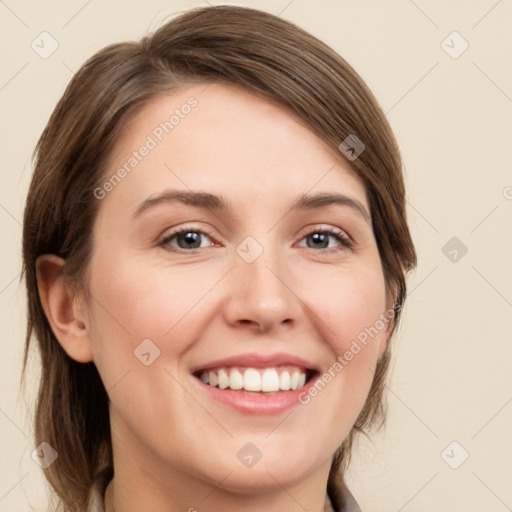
[83,82,393,495]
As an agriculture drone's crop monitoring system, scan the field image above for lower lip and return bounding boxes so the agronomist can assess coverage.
[191,374,319,415]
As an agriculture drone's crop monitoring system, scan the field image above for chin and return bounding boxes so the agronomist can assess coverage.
[192,435,329,493]
[204,461,318,494]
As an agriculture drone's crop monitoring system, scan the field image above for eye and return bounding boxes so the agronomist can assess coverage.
[158,226,216,252]
[158,225,354,254]
[297,226,354,252]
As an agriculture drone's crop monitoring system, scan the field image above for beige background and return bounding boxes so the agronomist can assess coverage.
[1,0,511,510]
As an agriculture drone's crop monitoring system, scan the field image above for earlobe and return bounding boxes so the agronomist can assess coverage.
[36,254,94,363]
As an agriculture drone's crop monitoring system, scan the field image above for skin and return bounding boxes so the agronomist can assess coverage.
[37,82,395,512]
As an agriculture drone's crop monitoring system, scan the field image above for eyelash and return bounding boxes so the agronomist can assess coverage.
[158,225,355,254]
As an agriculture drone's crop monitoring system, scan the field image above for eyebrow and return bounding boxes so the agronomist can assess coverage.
[132,190,370,223]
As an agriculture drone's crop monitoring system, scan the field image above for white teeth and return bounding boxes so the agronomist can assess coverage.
[218,368,229,389]
[229,368,244,390]
[198,366,310,392]
[279,371,291,390]
[208,371,218,387]
[261,368,280,392]
[244,368,261,391]
[290,370,300,390]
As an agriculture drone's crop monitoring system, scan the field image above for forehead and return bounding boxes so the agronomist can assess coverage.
[99,82,368,216]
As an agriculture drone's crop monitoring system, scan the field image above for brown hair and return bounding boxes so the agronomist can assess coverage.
[21,5,416,511]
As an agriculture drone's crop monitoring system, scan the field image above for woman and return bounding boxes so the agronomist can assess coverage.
[21,5,416,511]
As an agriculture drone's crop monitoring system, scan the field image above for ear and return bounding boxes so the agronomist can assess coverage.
[36,254,93,363]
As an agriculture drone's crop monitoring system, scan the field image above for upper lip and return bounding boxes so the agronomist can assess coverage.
[190,352,320,374]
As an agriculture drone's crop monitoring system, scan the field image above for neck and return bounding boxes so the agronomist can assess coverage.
[104,413,337,512]
[105,480,336,512]
[103,450,335,512]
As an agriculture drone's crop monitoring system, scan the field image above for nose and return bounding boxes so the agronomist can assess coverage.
[222,244,303,333]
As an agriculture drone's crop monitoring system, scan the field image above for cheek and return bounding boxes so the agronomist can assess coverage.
[301,262,388,356]
[87,250,214,351]
[296,262,389,414]
[303,262,389,396]
[85,250,231,405]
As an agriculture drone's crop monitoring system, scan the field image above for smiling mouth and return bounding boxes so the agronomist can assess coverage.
[193,366,318,394]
